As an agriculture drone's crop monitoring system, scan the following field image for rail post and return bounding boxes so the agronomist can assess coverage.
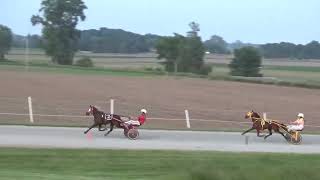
[263,112,267,120]
[185,110,191,128]
[110,99,114,114]
[28,96,34,123]
[245,136,249,145]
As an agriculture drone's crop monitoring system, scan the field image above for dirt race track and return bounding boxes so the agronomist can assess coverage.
[1,126,320,153]
[0,70,320,131]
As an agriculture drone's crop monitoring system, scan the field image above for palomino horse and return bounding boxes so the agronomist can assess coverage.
[241,110,287,140]
[84,105,127,136]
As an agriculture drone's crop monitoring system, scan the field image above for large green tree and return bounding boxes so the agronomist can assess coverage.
[31,0,87,65]
[204,35,230,54]
[229,47,262,77]
[179,36,207,74]
[156,33,185,72]
[156,22,210,75]
[0,25,12,60]
[187,21,200,37]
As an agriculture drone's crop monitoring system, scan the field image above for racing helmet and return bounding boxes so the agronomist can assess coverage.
[297,113,304,118]
[141,109,147,114]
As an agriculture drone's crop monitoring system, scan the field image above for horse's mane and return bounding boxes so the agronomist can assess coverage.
[92,105,103,112]
[252,111,261,118]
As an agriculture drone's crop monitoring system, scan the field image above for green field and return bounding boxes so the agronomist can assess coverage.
[3,59,320,89]
[0,61,165,77]
[6,48,162,70]
[3,48,320,89]
[0,148,319,180]
[210,64,320,88]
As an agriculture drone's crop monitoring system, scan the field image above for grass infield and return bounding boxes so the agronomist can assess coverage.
[0,148,319,180]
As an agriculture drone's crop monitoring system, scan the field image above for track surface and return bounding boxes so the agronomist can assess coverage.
[0,126,320,154]
[2,70,320,131]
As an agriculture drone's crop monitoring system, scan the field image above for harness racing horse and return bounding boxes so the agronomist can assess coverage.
[85,105,140,139]
[241,110,287,140]
[84,105,126,136]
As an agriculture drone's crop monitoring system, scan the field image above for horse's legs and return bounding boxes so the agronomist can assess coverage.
[98,124,107,131]
[257,129,265,137]
[264,127,273,140]
[104,123,114,136]
[275,128,287,140]
[84,123,98,134]
[241,127,255,135]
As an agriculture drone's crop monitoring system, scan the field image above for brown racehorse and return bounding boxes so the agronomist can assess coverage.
[84,105,128,136]
[241,110,287,140]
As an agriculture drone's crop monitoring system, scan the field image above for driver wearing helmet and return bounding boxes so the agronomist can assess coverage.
[287,113,305,132]
[124,109,147,126]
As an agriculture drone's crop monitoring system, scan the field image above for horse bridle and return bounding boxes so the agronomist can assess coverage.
[247,112,263,121]
[247,112,267,128]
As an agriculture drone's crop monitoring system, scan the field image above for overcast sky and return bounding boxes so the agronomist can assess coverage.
[1,0,319,44]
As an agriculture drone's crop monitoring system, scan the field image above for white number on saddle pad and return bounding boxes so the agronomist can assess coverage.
[106,114,112,120]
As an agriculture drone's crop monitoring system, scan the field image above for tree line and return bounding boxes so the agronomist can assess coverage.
[260,41,320,59]
[78,28,160,53]
[8,30,320,60]
[10,29,160,54]
[0,0,318,77]
[203,35,320,60]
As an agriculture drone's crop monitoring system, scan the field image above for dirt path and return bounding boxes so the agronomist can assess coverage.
[0,70,320,131]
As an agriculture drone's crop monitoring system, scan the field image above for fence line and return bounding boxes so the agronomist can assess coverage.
[0,96,320,114]
[1,112,319,128]
[2,96,320,114]
[0,112,87,118]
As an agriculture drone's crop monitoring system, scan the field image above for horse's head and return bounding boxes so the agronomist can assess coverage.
[86,105,95,116]
[245,110,260,119]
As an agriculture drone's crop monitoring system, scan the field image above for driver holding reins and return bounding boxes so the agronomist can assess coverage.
[287,113,305,132]
[124,109,147,126]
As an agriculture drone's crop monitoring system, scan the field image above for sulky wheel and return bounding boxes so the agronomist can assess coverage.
[290,133,302,145]
[127,128,139,140]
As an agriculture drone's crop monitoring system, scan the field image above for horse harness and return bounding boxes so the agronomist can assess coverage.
[251,117,268,128]
[252,116,288,132]
[102,113,124,124]
[102,114,113,121]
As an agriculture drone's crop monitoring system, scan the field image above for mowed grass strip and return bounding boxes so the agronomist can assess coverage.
[0,148,319,180]
[210,64,320,86]
[0,62,164,77]
[2,60,320,88]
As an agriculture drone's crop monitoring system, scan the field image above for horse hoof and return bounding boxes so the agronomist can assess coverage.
[104,134,108,136]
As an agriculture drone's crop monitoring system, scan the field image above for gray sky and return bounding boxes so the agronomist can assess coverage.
[1,0,319,44]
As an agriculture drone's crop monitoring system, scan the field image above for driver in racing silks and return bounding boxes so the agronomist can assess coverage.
[287,113,305,132]
[124,109,147,127]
